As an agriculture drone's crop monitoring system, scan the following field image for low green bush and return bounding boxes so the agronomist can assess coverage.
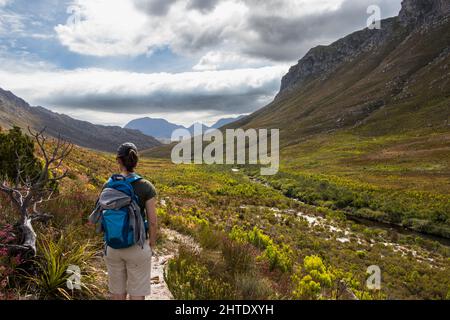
[165,246,234,300]
[221,238,255,275]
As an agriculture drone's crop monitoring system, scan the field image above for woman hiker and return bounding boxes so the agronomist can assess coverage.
[90,142,158,300]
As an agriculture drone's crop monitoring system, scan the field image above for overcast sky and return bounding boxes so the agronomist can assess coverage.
[0,0,402,126]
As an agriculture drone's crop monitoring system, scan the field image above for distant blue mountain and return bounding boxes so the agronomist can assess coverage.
[125,118,184,140]
[125,115,246,140]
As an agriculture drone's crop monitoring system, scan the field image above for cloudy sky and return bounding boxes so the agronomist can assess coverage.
[0,0,402,126]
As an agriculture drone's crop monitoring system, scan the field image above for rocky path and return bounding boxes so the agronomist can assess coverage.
[146,228,200,300]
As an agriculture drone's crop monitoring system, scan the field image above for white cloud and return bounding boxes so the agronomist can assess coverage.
[51,0,278,57]
[54,0,401,62]
[55,0,247,57]
[0,64,289,124]
[29,33,55,40]
[0,0,11,7]
[192,51,273,71]
[55,0,157,56]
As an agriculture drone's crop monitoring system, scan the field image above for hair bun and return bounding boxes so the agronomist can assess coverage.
[118,147,139,172]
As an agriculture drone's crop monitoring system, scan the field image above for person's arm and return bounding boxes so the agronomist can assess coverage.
[146,198,157,249]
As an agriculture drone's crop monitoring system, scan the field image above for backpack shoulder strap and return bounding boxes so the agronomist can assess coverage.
[125,174,142,203]
[125,174,142,184]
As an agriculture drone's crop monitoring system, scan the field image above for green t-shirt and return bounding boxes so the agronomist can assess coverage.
[130,178,157,216]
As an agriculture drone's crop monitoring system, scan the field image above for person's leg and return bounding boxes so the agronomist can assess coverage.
[126,243,152,299]
[104,247,128,300]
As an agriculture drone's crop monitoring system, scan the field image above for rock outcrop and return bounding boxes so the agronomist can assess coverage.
[278,0,450,96]
[399,0,450,25]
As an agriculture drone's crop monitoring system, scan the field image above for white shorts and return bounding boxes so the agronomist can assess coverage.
[104,243,152,297]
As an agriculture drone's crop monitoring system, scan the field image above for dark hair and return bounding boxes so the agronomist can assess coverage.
[118,148,139,172]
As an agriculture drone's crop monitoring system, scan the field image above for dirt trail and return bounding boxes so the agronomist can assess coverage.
[146,228,200,300]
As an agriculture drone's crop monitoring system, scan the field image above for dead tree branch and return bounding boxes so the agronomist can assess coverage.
[0,128,73,256]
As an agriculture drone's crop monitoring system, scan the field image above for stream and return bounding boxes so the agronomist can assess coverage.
[346,215,450,247]
[246,175,450,249]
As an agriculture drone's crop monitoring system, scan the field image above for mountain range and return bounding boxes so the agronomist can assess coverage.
[0,88,162,153]
[125,115,246,140]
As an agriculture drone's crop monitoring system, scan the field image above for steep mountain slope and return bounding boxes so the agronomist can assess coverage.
[228,0,450,144]
[0,88,162,152]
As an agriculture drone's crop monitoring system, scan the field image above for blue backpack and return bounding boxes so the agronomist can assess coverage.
[101,174,143,249]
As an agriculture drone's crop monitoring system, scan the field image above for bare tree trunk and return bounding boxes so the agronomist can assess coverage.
[0,127,73,257]
[20,217,37,256]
